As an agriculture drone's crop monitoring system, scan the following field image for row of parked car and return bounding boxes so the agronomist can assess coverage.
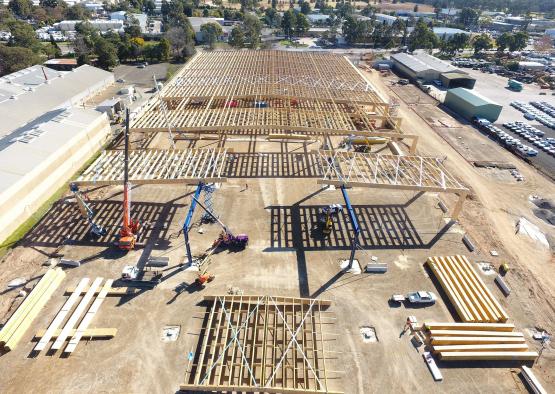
[530,101,555,118]
[510,101,555,129]
[502,121,555,155]
[474,118,539,158]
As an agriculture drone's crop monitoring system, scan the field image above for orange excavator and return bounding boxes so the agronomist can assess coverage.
[118,109,140,251]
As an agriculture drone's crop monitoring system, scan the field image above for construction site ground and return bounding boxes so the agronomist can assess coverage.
[0,69,555,393]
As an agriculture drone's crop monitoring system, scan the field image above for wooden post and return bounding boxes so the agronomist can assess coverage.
[451,191,468,220]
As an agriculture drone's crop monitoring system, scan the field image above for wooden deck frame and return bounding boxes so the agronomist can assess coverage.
[73,148,229,186]
[316,150,469,219]
[181,295,341,394]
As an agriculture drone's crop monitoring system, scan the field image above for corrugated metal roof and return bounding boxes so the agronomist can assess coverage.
[414,52,458,73]
[0,65,113,139]
[446,87,500,107]
[391,53,432,73]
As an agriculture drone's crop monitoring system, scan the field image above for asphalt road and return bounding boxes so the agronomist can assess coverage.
[464,68,555,180]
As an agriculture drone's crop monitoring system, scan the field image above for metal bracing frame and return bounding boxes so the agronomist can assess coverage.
[73,148,229,186]
[316,149,469,219]
[182,295,341,394]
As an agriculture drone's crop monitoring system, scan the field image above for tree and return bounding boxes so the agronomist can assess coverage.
[496,32,513,52]
[8,0,32,18]
[534,34,554,52]
[125,16,143,38]
[157,37,170,61]
[243,13,261,48]
[295,12,309,36]
[413,4,418,12]
[95,38,118,69]
[200,22,222,49]
[8,21,40,51]
[407,18,438,52]
[471,33,493,55]
[0,45,40,76]
[144,0,156,15]
[165,25,195,59]
[510,31,528,51]
[458,7,479,27]
[271,0,277,8]
[300,1,310,15]
[450,32,469,52]
[228,25,245,48]
[264,7,281,28]
[281,9,296,39]
[64,4,90,20]
[40,0,60,8]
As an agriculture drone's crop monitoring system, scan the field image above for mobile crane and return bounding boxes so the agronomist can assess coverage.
[118,109,140,251]
[69,183,107,238]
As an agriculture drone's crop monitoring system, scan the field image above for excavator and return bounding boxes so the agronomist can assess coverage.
[118,109,140,251]
[70,183,107,238]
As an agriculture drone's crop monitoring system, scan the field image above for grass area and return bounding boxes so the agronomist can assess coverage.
[0,147,106,260]
[279,40,308,48]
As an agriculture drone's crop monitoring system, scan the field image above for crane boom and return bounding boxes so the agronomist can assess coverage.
[191,196,230,234]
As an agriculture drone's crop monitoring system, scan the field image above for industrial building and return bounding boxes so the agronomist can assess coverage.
[439,71,476,89]
[391,52,475,86]
[444,87,503,122]
[0,65,113,244]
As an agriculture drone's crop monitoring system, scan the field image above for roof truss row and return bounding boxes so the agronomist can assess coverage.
[182,295,341,394]
[73,148,228,186]
[316,150,468,194]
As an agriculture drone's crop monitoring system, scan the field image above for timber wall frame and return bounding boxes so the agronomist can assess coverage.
[130,50,416,147]
[181,295,341,394]
[73,148,229,186]
[316,149,469,219]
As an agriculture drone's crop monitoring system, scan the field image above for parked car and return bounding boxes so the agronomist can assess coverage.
[407,291,437,305]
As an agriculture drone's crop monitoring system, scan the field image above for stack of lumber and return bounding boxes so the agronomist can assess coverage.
[0,268,65,352]
[34,277,117,355]
[425,322,538,361]
[426,255,509,323]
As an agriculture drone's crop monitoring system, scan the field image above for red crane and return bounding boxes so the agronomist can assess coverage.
[118,109,140,250]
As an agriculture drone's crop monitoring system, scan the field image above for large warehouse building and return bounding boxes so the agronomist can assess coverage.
[0,65,113,244]
[391,52,475,88]
[444,87,503,122]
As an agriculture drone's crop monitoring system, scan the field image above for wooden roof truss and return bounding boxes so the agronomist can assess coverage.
[131,50,409,140]
[182,295,341,394]
[73,148,228,186]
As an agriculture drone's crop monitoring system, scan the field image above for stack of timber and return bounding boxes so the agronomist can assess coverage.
[0,268,65,352]
[426,255,509,323]
[33,277,118,355]
[425,322,538,361]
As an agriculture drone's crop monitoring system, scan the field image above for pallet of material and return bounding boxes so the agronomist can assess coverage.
[426,255,509,323]
[431,336,526,345]
[0,268,65,352]
[429,330,524,337]
[424,322,514,331]
[439,351,538,361]
[34,328,117,340]
[65,286,129,296]
[433,344,530,352]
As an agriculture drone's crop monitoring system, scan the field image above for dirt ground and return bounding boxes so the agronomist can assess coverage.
[1,66,555,393]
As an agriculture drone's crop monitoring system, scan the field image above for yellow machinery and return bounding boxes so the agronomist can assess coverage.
[347,137,388,152]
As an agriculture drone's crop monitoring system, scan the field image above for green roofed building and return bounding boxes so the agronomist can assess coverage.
[444,88,503,122]
[440,72,476,89]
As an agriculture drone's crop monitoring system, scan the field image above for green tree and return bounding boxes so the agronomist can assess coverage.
[271,0,277,8]
[510,31,528,51]
[243,13,261,48]
[164,24,195,59]
[8,0,33,18]
[471,33,493,55]
[264,7,281,28]
[228,25,245,48]
[8,21,40,51]
[450,32,469,52]
[40,0,60,8]
[407,18,438,52]
[95,37,118,69]
[300,1,310,15]
[125,16,143,38]
[281,9,296,39]
[496,32,513,52]
[200,22,222,49]
[158,37,170,60]
[0,44,41,76]
[295,12,309,36]
[64,4,90,20]
[413,4,418,12]
[144,0,156,15]
[458,7,479,27]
